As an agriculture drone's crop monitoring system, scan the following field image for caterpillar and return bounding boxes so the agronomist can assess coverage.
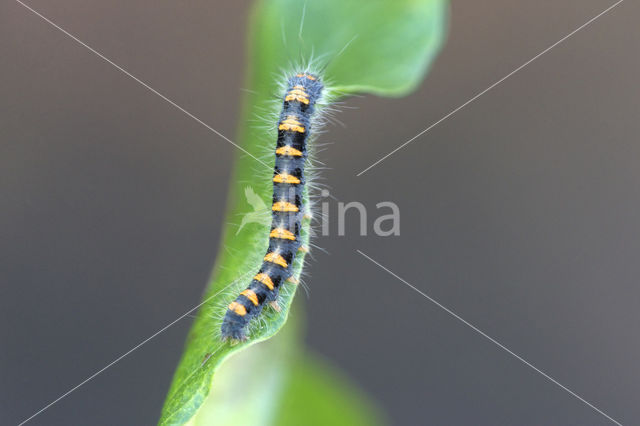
[220,71,324,341]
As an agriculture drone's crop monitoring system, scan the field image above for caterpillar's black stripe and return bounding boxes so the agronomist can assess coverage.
[221,72,323,341]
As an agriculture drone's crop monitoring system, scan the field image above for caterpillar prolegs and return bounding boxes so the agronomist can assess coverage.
[220,72,323,341]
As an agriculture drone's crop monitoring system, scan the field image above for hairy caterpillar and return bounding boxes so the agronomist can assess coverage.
[220,72,324,341]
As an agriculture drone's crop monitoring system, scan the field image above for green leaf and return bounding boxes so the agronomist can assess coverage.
[181,314,300,426]
[178,317,384,426]
[254,0,449,97]
[274,353,386,426]
[159,0,447,424]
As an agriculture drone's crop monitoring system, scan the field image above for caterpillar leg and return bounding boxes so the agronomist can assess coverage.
[269,301,282,312]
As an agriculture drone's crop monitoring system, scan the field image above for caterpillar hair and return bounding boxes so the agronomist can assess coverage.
[220,72,324,341]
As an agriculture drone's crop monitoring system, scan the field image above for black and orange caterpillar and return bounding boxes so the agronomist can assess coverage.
[221,72,323,341]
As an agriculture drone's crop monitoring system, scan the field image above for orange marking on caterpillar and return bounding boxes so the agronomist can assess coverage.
[273,173,301,184]
[296,73,317,80]
[270,227,296,240]
[276,145,303,157]
[240,289,259,306]
[279,115,305,133]
[228,301,247,316]
[272,201,299,212]
[264,252,288,268]
[285,86,310,104]
[254,273,274,290]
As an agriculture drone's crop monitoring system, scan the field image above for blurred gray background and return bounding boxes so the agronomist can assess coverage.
[1,1,639,425]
